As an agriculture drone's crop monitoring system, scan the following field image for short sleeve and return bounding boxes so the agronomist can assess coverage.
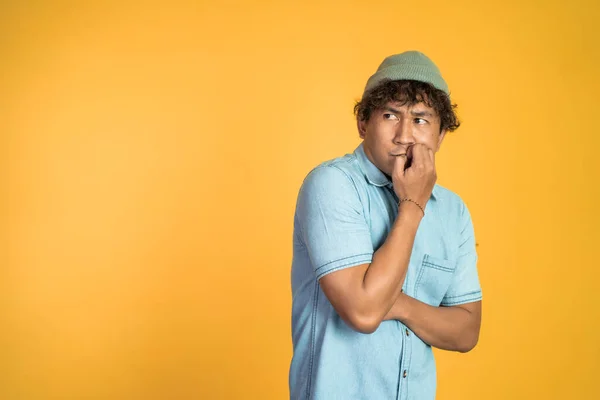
[296,166,374,280]
[441,201,483,306]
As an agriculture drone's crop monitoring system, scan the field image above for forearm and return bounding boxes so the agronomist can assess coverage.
[359,203,422,323]
[384,293,481,352]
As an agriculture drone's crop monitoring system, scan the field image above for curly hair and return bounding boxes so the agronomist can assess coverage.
[354,79,460,132]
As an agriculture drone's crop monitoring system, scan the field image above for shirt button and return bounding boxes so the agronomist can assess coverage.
[405,329,410,336]
[403,370,408,378]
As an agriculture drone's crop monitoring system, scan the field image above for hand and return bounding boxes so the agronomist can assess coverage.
[391,144,436,209]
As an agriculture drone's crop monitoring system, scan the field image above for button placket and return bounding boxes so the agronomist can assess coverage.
[398,323,412,399]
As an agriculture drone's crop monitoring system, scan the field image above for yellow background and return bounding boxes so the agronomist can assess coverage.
[2,1,599,399]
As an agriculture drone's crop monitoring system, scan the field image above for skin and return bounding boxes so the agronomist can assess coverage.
[318,99,481,352]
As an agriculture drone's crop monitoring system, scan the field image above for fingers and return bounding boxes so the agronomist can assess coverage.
[407,144,435,170]
[393,153,409,174]
[408,144,425,169]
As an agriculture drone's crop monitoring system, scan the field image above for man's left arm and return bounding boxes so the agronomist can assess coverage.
[384,295,481,353]
[384,198,483,352]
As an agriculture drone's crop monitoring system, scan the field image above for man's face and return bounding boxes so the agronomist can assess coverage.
[358,100,446,177]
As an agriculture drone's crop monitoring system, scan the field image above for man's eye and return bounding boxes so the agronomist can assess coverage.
[414,118,427,124]
[384,113,398,120]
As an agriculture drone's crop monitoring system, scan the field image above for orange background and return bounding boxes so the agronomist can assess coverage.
[2,1,599,399]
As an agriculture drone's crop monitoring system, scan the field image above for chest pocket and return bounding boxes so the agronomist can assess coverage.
[414,254,456,306]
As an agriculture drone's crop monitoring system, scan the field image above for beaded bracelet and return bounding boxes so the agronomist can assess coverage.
[399,198,425,216]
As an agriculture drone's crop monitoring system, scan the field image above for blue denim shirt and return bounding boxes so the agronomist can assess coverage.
[289,143,482,400]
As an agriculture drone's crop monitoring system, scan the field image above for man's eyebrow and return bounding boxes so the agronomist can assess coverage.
[384,107,434,117]
[411,110,434,117]
[384,106,402,114]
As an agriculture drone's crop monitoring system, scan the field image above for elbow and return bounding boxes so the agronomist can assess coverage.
[457,334,479,353]
[345,312,381,334]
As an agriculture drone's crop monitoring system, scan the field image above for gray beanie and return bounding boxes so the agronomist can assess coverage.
[363,51,449,97]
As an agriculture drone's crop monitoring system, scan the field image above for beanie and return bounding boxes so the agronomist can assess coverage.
[363,51,449,97]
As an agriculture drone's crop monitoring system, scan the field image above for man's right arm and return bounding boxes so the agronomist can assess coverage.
[319,202,423,333]
[303,144,435,334]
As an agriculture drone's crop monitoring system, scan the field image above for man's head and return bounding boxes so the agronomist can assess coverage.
[354,51,460,177]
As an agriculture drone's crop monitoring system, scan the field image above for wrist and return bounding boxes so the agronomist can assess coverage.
[395,293,412,322]
[398,201,424,222]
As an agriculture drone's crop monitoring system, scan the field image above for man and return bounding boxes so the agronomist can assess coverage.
[289,51,483,400]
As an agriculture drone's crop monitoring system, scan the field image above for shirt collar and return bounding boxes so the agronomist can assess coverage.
[354,142,438,200]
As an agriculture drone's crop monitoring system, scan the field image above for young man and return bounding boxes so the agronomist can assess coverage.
[289,51,483,400]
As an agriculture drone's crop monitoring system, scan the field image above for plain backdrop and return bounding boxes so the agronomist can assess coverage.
[2,1,599,399]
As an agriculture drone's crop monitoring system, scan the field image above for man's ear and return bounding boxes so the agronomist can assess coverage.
[436,129,447,152]
[357,118,367,139]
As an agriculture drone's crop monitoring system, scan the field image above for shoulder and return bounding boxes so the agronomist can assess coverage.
[300,153,363,196]
[433,184,470,219]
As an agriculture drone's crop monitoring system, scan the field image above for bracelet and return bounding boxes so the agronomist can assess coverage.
[399,198,425,216]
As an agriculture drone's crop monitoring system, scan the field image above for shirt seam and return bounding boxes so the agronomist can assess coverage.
[422,261,455,273]
[314,253,373,273]
[315,255,373,280]
[306,281,320,400]
[443,290,482,299]
[413,254,427,297]
[441,291,482,306]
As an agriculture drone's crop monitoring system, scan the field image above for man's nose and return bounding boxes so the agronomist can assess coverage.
[393,118,414,145]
